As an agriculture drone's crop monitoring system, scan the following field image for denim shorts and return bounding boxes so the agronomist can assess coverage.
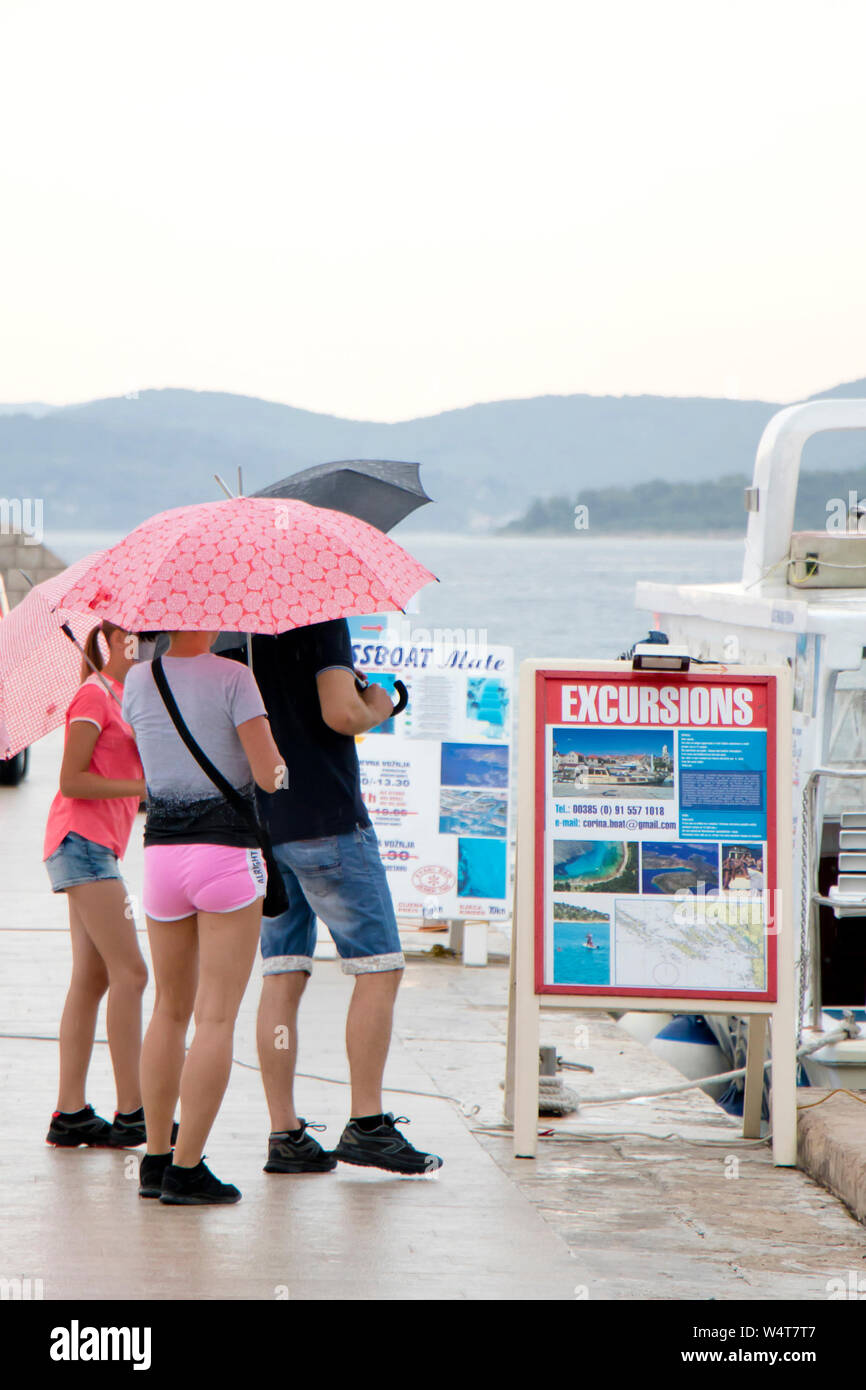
[45,832,122,892]
[261,823,404,976]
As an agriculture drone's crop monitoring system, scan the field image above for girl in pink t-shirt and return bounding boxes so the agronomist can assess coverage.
[44,621,150,1150]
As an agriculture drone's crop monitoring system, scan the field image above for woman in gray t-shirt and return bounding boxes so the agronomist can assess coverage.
[124,648,268,848]
[123,631,283,1206]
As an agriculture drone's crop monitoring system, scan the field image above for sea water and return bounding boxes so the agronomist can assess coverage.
[46,532,743,663]
[554,841,622,885]
[553,920,611,986]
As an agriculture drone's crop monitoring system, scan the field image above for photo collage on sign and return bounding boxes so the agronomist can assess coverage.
[547,721,768,992]
[439,741,509,901]
[349,615,514,921]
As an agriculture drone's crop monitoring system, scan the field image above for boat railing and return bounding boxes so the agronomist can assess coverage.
[800,766,866,1036]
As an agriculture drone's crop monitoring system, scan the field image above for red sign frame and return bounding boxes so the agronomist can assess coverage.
[533,669,778,1002]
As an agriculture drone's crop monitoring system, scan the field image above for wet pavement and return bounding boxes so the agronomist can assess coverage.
[2,731,865,1300]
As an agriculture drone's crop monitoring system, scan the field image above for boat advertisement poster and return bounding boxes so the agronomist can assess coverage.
[535,669,778,1001]
[349,616,514,922]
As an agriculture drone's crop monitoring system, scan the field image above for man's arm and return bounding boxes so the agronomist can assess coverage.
[317,668,395,736]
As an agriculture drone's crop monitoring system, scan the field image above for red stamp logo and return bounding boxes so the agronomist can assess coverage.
[412,865,456,894]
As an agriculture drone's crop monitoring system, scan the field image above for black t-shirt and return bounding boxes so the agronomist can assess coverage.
[225,620,370,845]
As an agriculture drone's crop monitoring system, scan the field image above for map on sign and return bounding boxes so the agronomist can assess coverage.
[613,897,767,993]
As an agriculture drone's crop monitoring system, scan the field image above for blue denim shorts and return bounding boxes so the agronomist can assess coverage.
[261,823,404,975]
[45,832,122,892]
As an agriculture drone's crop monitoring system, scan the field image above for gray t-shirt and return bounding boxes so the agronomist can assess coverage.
[122,653,267,847]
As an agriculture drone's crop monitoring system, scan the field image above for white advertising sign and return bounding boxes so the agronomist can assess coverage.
[350,617,513,922]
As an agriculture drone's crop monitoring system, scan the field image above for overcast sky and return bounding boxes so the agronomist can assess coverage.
[1,0,864,420]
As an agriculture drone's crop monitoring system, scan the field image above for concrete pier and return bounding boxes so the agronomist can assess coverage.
[797,1088,866,1226]
[2,731,865,1300]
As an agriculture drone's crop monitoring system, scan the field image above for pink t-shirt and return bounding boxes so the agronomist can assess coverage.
[44,674,143,861]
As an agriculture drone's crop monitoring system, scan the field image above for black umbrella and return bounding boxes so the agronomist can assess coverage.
[252,459,432,534]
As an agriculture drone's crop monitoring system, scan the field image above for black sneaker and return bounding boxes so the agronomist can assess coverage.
[263,1119,337,1174]
[332,1114,443,1175]
[107,1108,180,1149]
[46,1105,113,1147]
[159,1158,241,1205]
[139,1151,173,1198]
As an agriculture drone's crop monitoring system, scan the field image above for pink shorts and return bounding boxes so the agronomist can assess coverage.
[143,843,267,921]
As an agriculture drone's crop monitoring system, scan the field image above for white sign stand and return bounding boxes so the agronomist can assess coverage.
[505,658,796,1167]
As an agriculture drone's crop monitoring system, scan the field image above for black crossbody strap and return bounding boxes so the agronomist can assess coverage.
[151,657,259,833]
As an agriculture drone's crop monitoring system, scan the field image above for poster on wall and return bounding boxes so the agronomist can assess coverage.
[537,670,778,1000]
[349,616,513,923]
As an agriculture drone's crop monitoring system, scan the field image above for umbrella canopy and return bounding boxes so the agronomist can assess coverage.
[253,459,431,533]
[61,497,436,635]
[0,552,108,759]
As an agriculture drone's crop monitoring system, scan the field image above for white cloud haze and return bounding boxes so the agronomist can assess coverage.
[1,0,864,418]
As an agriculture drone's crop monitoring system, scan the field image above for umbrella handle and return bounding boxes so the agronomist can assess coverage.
[391,679,409,715]
[353,673,408,716]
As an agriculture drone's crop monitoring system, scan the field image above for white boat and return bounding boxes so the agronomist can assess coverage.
[635,398,866,1091]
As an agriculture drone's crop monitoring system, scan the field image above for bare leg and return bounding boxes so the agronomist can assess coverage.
[256,972,309,1131]
[57,898,109,1112]
[66,880,148,1113]
[346,969,403,1116]
[140,914,198,1153]
[173,902,262,1167]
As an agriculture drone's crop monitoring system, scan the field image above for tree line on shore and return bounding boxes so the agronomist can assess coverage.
[498,465,866,535]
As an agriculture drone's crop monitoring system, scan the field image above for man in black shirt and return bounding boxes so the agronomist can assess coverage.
[228,620,442,1176]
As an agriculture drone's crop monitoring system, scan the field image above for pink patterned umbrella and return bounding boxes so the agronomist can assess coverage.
[0,552,109,759]
[61,498,436,634]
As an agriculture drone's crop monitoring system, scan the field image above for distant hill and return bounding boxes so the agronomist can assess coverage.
[0,403,55,417]
[1,380,865,534]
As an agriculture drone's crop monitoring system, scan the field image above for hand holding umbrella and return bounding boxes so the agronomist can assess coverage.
[353,668,409,716]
